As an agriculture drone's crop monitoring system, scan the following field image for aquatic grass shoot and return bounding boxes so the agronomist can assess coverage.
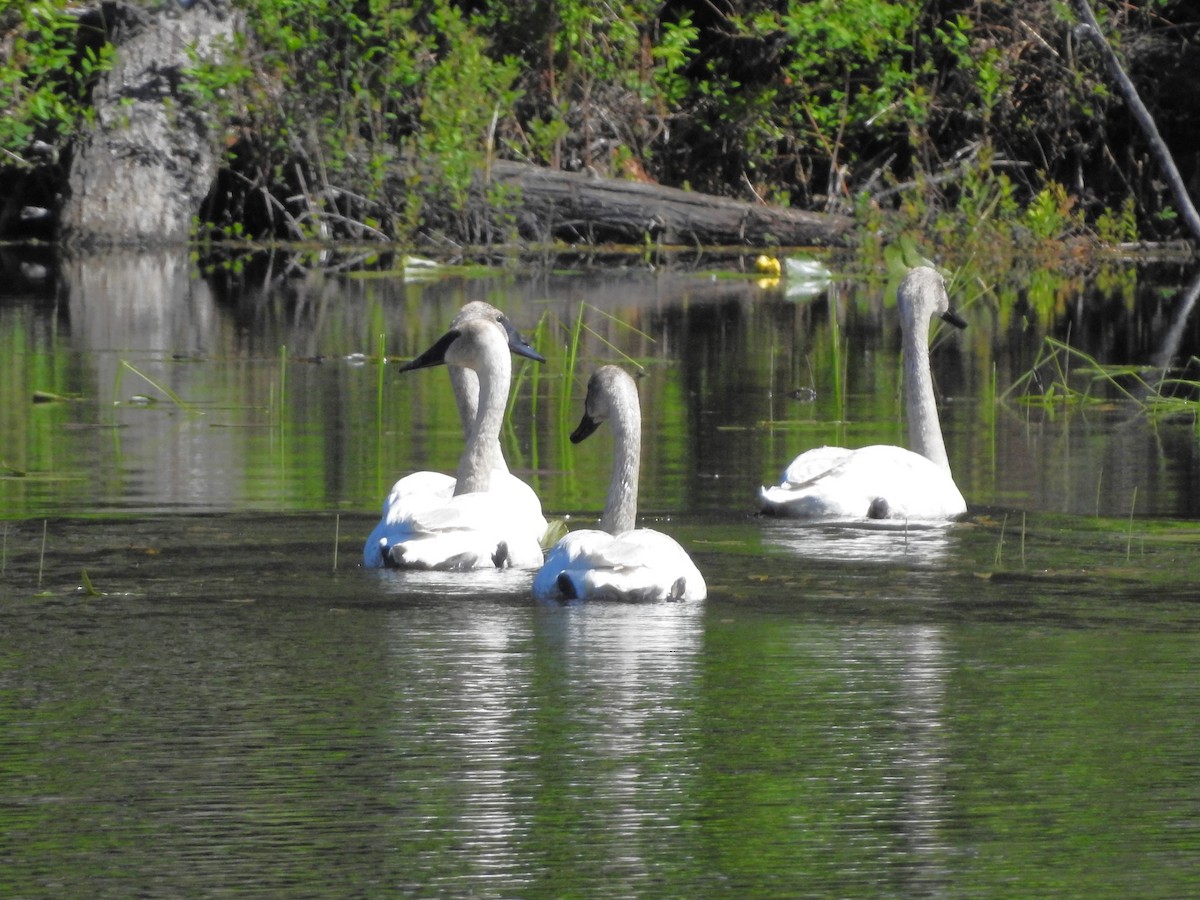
[80,569,102,597]
[115,360,195,412]
[829,287,848,445]
[505,310,549,483]
[375,331,388,495]
[1127,486,1139,562]
[546,302,652,507]
[279,344,288,430]
[992,511,1027,570]
[375,330,387,455]
[1005,336,1199,421]
[558,303,585,444]
[38,519,46,588]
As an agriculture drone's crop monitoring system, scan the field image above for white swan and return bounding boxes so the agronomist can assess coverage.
[365,304,544,564]
[363,316,547,570]
[759,266,968,521]
[534,366,707,601]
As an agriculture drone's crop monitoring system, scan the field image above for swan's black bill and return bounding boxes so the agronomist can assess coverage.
[570,414,602,444]
[941,308,968,329]
[499,315,547,363]
[398,329,461,372]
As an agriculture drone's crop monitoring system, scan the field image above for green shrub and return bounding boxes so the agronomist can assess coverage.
[0,1,113,163]
[0,0,1185,251]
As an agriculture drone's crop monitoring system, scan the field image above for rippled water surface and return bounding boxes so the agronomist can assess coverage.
[2,251,1199,896]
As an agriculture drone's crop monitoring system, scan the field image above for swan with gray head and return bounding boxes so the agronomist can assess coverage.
[446,301,544,474]
[363,304,545,565]
[534,366,707,601]
[363,313,547,570]
[759,266,967,521]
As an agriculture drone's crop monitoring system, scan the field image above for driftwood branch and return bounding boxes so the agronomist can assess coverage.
[483,159,854,247]
[1074,0,1200,245]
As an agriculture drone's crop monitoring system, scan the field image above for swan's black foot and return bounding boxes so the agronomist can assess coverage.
[491,541,509,569]
[669,576,687,600]
[867,497,890,519]
[380,539,400,568]
[556,572,579,600]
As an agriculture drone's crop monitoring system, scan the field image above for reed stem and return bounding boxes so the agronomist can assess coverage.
[333,513,340,572]
[1126,486,1138,561]
[38,519,47,588]
[1020,511,1026,569]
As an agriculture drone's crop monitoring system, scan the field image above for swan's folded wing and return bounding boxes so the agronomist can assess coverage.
[598,528,689,568]
[403,488,545,540]
[404,491,504,532]
[365,471,456,566]
[381,471,456,522]
[389,530,501,570]
[367,477,548,570]
[386,513,546,571]
[489,472,550,544]
[779,445,854,486]
[577,547,707,601]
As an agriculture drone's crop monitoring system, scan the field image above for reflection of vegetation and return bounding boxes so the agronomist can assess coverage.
[1006,337,1200,422]
[1,258,1197,528]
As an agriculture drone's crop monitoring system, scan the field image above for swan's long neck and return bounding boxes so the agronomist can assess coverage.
[453,343,510,495]
[601,384,641,535]
[449,366,508,474]
[903,313,951,473]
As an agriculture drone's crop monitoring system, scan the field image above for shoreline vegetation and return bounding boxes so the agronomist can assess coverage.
[1,1,1198,271]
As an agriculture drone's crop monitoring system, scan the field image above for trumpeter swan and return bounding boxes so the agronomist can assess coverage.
[759,266,968,521]
[363,316,547,569]
[534,366,707,601]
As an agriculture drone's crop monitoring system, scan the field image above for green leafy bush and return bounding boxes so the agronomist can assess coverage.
[4,0,1195,252]
[0,1,113,164]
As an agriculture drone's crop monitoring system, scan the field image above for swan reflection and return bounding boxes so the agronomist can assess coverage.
[369,566,538,599]
[378,593,703,891]
[761,517,957,564]
[826,624,953,890]
[381,601,537,885]
[532,599,704,885]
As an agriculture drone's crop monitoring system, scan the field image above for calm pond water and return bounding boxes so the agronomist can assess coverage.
[2,249,1199,896]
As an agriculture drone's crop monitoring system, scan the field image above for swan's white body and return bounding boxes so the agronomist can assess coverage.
[363,313,547,570]
[760,267,967,521]
[534,366,706,601]
[534,527,706,602]
[363,469,546,569]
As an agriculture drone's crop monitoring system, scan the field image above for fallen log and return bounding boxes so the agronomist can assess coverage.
[483,159,854,247]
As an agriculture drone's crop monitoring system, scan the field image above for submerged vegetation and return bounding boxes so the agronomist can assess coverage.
[1,0,1198,265]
